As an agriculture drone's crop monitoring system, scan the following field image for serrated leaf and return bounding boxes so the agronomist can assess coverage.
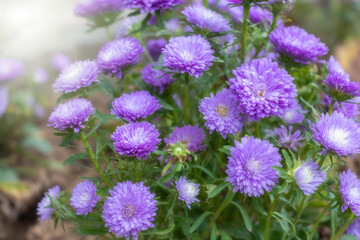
[190,212,213,233]
[230,201,252,232]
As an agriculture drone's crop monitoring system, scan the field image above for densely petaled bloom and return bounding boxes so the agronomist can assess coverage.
[33,67,49,84]
[324,71,360,97]
[124,0,183,13]
[199,88,244,138]
[311,112,360,156]
[164,125,206,152]
[147,38,167,61]
[327,56,347,74]
[111,91,161,122]
[48,98,94,133]
[294,159,326,195]
[229,58,297,121]
[97,37,143,78]
[269,26,328,63]
[52,53,72,72]
[209,0,243,23]
[102,181,157,240]
[339,169,360,216]
[53,60,99,93]
[274,125,304,151]
[70,180,101,215]
[281,100,307,124]
[162,35,215,78]
[141,63,175,93]
[346,218,360,239]
[182,5,232,33]
[226,136,282,197]
[111,121,160,159]
[249,6,273,24]
[37,185,60,222]
[322,95,360,120]
[0,87,9,117]
[74,0,124,17]
[0,58,25,82]
[175,176,200,209]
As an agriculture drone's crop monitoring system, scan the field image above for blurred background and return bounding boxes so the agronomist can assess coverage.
[0,0,359,239]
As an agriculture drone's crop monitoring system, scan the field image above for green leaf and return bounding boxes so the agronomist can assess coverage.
[220,231,232,240]
[282,150,292,168]
[160,162,181,183]
[159,99,175,111]
[74,226,108,235]
[86,122,102,138]
[331,206,338,237]
[272,166,286,174]
[208,181,229,199]
[145,223,175,235]
[218,145,232,155]
[341,234,357,240]
[273,212,295,232]
[64,153,88,166]
[211,223,217,240]
[190,212,213,233]
[251,198,267,216]
[95,110,107,124]
[230,201,252,232]
[60,133,79,147]
[193,165,215,179]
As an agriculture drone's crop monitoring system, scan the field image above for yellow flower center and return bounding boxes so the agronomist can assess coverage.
[217,104,229,117]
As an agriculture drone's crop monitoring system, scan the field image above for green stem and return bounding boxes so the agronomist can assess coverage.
[264,194,280,240]
[308,206,329,240]
[255,121,260,138]
[331,214,356,240]
[240,1,250,63]
[268,11,280,34]
[318,154,328,168]
[105,26,112,41]
[203,0,209,8]
[134,160,140,182]
[80,131,111,186]
[287,196,307,239]
[201,191,233,240]
[184,80,191,124]
[329,99,335,115]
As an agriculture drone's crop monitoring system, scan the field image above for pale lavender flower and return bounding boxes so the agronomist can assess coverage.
[102,181,157,240]
[33,67,49,84]
[294,159,326,195]
[70,180,101,215]
[124,0,184,13]
[48,98,94,133]
[0,87,9,117]
[175,176,200,209]
[249,6,272,24]
[53,60,99,93]
[182,5,232,33]
[52,53,72,72]
[226,136,282,197]
[162,35,215,78]
[327,56,347,74]
[97,37,143,78]
[164,125,206,152]
[311,112,360,156]
[281,100,307,124]
[346,218,360,239]
[340,169,360,216]
[37,185,60,222]
[110,91,161,122]
[0,58,25,82]
[229,58,297,121]
[324,71,360,97]
[111,121,160,159]
[270,26,328,64]
[74,0,124,17]
[147,38,167,61]
[274,125,304,151]
[199,88,244,138]
[141,63,175,93]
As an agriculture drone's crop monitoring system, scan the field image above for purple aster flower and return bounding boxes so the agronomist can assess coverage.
[327,56,347,74]
[294,159,326,195]
[346,218,360,239]
[124,0,184,13]
[141,63,175,93]
[245,47,279,63]
[162,35,215,78]
[269,26,328,64]
[199,88,244,138]
[175,176,200,209]
[111,121,160,159]
[274,125,304,151]
[324,71,360,97]
[48,98,94,133]
[209,0,244,23]
[74,0,124,18]
[164,125,206,153]
[0,58,25,82]
[147,38,167,61]
[340,169,360,216]
[70,180,101,215]
[110,91,161,122]
[281,100,307,124]
[182,5,232,33]
[102,181,157,240]
[0,87,9,118]
[53,60,100,93]
[249,6,272,24]
[33,67,49,84]
[97,37,143,78]
[37,185,60,222]
[229,58,297,121]
[226,136,282,197]
[322,95,360,120]
[52,53,72,72]
[311,112,360,156]
[166,18,182,33]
